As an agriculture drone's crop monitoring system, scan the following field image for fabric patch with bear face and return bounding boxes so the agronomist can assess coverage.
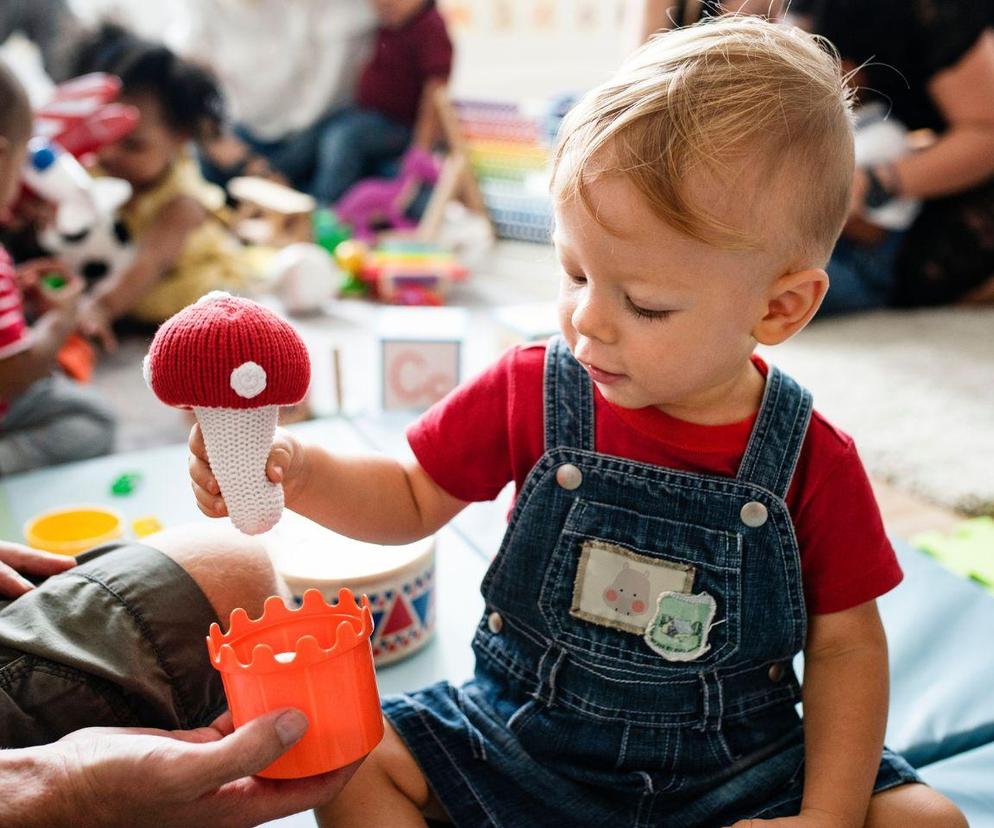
[569,539,695,635]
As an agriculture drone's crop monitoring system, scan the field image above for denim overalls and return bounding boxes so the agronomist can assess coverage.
[383,337,918,827]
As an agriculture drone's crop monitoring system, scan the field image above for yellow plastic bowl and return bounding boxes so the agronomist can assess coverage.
[24,506,124,556]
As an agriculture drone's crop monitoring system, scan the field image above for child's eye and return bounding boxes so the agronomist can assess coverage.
[567,272,587,285]
[627,298,673,321]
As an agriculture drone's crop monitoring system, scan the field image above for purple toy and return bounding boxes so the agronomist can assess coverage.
[334,147,441,243]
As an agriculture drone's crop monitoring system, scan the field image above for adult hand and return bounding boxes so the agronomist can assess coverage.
[189,423,307,518]
[0,539,76,598]
[10,708,360,828]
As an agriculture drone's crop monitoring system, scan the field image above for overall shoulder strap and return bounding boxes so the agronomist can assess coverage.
[543,336,595,452]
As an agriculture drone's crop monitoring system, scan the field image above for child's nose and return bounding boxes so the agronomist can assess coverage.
[571,294,616,344]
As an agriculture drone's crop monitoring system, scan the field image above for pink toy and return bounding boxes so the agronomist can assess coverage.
[33,73,139,161]
[144,292,311,535]
[334,147,441,243]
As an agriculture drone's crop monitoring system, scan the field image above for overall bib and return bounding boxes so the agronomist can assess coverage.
[383,338,918,827]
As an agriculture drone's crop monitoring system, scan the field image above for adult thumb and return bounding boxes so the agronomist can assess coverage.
[190,708,309,793]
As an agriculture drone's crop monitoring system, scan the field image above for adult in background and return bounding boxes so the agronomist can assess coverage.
[790,0,994,312]
[626,0,994,313]
[167,0,377,194]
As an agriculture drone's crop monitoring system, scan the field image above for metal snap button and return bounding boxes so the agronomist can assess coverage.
[556,463,583,490]
[487,611,504,634]
[740,501,769,528]
[768,663,785,683]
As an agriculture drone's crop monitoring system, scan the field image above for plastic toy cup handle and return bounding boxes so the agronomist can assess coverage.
[207,589,384,779]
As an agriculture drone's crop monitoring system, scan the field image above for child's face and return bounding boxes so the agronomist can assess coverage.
[0,136,28,213]
[97,93,185,190]
[554,171,785,419]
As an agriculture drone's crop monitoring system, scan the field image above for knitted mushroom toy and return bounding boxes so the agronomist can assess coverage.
[144,292,310,535]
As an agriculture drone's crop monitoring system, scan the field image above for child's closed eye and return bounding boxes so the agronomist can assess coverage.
[626,298,673,321]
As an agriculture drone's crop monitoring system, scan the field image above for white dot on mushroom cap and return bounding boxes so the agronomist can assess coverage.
[230,361,267,398]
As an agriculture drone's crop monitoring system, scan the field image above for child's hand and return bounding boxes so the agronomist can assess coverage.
[188,423,306,518]
[0,540,76,598]
[78,295,118,353]
[16,259,79,304]
[33,266,84,317]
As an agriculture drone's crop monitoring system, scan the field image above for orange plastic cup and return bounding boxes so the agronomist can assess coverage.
[206,588,384,779]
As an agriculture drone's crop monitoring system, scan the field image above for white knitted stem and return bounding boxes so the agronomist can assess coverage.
[195,405,283,535]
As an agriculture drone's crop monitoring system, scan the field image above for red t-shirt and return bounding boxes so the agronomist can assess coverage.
[0,247,30,416]
[356,2,454,127]
[407,343,903,615]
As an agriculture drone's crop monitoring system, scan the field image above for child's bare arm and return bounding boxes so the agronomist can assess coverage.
[0,275,81,398]
[797,600,890,828]
[411,78,448,150]
[80,195,206,345]
[188,425,468,545]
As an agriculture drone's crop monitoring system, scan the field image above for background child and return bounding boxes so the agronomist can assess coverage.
[0,64,115,474]
[309,0,454,204]
[189,17,966,828]
[68,24,246,349]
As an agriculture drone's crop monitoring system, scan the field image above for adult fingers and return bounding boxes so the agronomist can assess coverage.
[181,708,310,796]
[0,562,35,598]
[0,543,76,576]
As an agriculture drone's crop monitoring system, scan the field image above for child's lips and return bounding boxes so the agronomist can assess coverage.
[583,362,626,384]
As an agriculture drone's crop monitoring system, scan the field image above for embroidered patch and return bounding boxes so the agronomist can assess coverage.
[643,591,717,661]
[570,539,695,635]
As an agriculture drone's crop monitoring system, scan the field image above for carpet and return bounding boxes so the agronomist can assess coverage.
[762,307,994,516]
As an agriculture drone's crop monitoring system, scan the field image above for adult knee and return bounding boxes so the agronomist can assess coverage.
[143,523,285,623]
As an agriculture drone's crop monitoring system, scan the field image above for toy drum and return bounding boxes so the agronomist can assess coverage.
[267,515,436,667]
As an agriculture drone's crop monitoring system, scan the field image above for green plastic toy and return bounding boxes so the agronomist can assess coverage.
[110,472,142,496]
[312,208,351,254]
[42,272,67,290]
[913,517,994,594]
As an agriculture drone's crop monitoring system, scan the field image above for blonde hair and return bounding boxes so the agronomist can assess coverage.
[552,16,855,265]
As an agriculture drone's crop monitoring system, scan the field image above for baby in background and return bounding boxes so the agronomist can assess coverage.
[191,16,966,828]
[0,64,114,474]
[68,23,246,350]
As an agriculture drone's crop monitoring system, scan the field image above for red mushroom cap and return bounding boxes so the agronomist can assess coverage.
[145,292,310,409]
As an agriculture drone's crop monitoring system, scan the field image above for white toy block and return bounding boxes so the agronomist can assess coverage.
[492,302,558,351]
[378,307,468,411]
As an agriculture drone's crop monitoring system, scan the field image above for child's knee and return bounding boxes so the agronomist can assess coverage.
[866,784,967,828]
[144,523,283,622]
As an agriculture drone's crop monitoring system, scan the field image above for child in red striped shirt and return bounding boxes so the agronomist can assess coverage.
[0,63,115,474]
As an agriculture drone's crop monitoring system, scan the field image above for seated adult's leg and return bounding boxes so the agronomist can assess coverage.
[818,231,905,316]
[0,376,116,475]
[0,524,282,747]
[309,107,412,204]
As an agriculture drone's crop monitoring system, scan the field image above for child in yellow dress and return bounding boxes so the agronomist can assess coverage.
[71,24,246,349]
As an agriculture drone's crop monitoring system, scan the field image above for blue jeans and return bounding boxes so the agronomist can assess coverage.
[819,230,905,316]
[203,107,411,205]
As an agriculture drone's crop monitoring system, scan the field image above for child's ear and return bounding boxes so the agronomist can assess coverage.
[752,268,828,345]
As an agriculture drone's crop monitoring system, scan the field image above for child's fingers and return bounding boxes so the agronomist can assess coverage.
[188,452,220,496]
[190,478,227,518]
[188,423,209,461]
[266,445,292,483]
